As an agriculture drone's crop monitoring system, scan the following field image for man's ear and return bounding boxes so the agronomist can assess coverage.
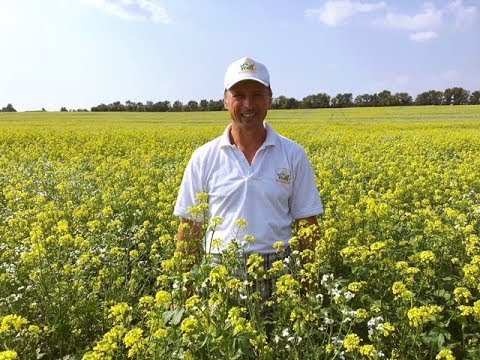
[223,94,229,110]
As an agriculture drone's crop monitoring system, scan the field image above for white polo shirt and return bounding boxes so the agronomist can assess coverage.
[174,122,323,254]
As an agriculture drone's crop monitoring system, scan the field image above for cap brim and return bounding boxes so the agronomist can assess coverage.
[225,77,270,90]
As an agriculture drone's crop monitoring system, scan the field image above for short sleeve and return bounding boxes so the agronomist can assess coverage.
[290,149,323,220]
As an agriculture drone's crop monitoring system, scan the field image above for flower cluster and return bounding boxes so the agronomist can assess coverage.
[1,107,480,358]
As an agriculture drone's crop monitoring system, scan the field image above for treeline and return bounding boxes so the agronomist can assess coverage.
[2,87,479,113]
[89,87,480,112]
[0,104,16,112]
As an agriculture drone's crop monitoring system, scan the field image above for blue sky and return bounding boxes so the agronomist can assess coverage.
[0,0,479,111]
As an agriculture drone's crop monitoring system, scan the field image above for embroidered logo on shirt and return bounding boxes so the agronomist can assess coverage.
[276,168,291,184]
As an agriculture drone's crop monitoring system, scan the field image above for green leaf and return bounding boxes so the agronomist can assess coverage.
[171,308,185,325]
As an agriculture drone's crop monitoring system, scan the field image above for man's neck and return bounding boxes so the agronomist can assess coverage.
[229,124,267,164]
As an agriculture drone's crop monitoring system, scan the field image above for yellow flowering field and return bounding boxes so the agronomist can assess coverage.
[1,106,479,359]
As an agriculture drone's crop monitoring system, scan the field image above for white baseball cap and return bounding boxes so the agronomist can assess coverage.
[224,57,270,90]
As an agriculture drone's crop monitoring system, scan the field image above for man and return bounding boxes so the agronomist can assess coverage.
[174,57,323,263]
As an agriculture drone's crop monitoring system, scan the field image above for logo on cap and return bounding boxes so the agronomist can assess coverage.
[239,58,256,73]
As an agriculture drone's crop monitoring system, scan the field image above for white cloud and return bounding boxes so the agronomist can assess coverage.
[375,1,477,42]
[305,0,386,26]
[80,0,172,24]
[448,0,477,27]
[410,31,438,42]
[380,2,443,31]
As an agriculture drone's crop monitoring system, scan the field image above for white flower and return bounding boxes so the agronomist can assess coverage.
[282,328,289,337]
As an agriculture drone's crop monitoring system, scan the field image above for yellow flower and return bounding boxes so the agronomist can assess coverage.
[210,265,228,286]
[395,261,409,270]
[185,295,201,311]
[359,344,377,358]
[453,287,471,304]
[348,281,366,292]
[356,308,368,321]
[370,241,387,253]
[418,250,436,264]
[235,218,248,230]
[153,328,168,339]
[28,325,41,335]
[0,314,28,333]
[343,333,361,352]
[154,290,172,308]
[474,300,480,321]
[246,253,265,278]
[123,328,146,358]
[391,281,413,300]
[108,303,132,324]
[458,305,473,316]
[208,216,223,230]
[129,249,140,260]
[381,322,395,337]
[325,344,334,354]
[243,234,256,244]
[180,317,198,334]
[435,349,455,360]
[273,241,285,252]
[0,351,18,360]
[407,305,443,328]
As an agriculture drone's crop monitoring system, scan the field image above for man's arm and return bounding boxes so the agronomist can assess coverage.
[294,215,319,253]
[175,217,203,257]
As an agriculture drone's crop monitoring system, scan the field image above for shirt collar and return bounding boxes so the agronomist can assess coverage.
[220,121,278,149]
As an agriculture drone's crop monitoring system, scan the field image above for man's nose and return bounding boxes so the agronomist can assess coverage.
[243,95,254,108]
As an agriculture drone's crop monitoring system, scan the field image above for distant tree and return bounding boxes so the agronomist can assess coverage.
[60,106,68,112]
[331,93,353,108]
[208,99,224,111]
[91,103,108,111]
[41,108,46,112]
[107,101,125,111]
[172,101,183,112]
[156,101,171,112]
[125,100,137,112]
[469,90,480,105]
[1,103,17,112]
[392,92,413,106]
[271,96,288,109]
[302,93,330,108]
[376,90,395,107]
[199,99,209,111]
[444,87,470,105]
[144,101,154,112]
[354,93,378,107]
[415,90,444,105]
[185,100,199,112]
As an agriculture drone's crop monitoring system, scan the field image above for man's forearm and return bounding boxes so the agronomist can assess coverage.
[175,218,203,256]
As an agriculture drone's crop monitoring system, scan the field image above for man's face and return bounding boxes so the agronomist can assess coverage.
[224,80,272,130]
